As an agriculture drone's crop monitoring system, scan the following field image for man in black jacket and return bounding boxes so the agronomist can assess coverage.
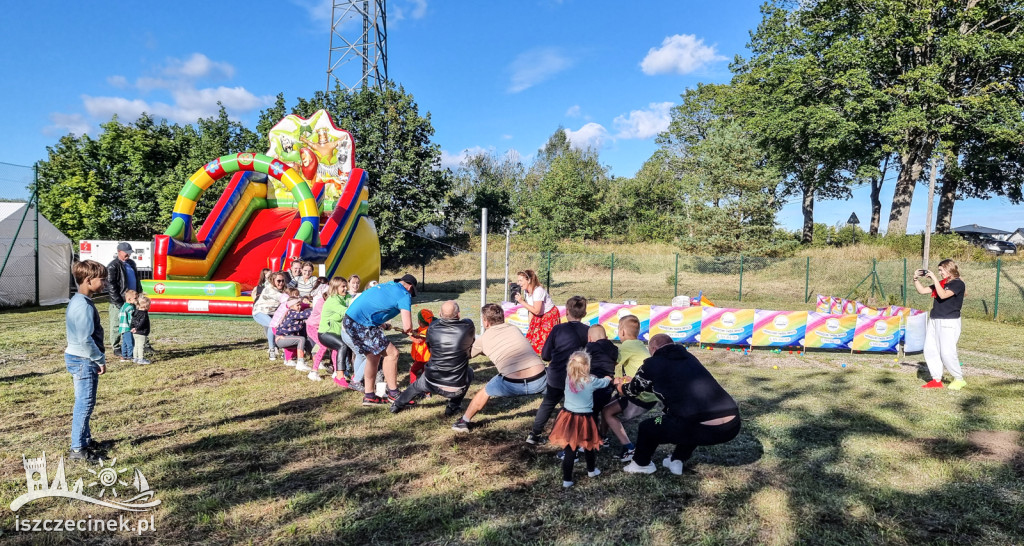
[620,334,741,476]
[106,242,142,350]
[390,300,475,416]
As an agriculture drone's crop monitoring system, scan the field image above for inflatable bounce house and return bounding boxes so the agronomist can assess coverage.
[144,110,380,315]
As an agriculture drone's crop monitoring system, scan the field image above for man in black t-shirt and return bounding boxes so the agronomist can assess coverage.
[526,295,589,444]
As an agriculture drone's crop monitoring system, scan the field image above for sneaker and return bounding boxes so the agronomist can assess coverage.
[622,461,657,474]
[948,379,968,390]
[269,348,277,361]
[600,436,611,448]
[444,404,459,417]
[922,379,944,388]
[134,358,152,365]
[295,361,312,372]
[562,480,574,488]
[451,418,470,433]
[362,394,387,406]
[333,375,350,388]
[68,449,99,463]
[308,371,322,382]
[662,456,684,475]
[348,381,364,392]
[120,356,130,362]
[389,402,402,414]
[284,359,296,367]
[588,468,601,478]
[387,389,401,403]
[525,432,545,445]
[556,449,581,461]
[618,447,635,462]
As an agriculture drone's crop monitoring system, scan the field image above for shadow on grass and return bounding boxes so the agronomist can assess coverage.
[0,371,51,383]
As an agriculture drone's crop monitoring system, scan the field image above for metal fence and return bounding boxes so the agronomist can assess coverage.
[410,251,1024,324]
[0,162,41,307]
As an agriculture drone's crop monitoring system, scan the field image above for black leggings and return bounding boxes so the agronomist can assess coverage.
[562,446,596,481]
[317,331,350,372]
[531,386,564,436]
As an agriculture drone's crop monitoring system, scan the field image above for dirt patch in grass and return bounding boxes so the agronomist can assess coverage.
[966,430,1022,465]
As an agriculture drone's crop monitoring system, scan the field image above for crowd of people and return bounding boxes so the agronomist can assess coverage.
[64,252,967,484]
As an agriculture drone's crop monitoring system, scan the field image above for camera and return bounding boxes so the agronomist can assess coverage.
[916,269,930,277]
[509,282,522,299]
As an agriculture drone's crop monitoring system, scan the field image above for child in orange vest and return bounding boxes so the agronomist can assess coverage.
[409,309,433,385]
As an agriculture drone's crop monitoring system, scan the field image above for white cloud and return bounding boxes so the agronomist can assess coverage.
[107,75,128,88]
[613,101,674,139]
[440,146,490,169]
[83,86,272,124]
[292,0,333,21]
[640,34,727,75]
[164,53,235,79]
[44,113,92,136]
[393,0,428,20]
[501,134,513,140]
[565,105,581,117]
[564,123,610,151]
[508,48,572,93]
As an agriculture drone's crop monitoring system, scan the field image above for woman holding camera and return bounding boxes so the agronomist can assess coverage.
[515,269,560,354]
[913,259,967,390]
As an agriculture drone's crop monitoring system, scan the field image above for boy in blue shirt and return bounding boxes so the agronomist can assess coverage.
[65,260,108,462]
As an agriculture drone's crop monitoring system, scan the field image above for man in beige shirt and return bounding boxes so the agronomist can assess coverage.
[451,303,548,433]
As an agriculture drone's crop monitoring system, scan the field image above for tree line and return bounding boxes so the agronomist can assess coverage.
[35,0,1024,263]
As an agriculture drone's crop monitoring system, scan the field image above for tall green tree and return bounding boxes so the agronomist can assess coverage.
[452,150,524,233]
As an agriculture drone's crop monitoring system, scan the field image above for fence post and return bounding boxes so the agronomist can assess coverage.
[994,257,1001,320]
[674,253,679,299]
[902,258,907,307]
[33,180,39,305]
[871,258,877,299]
[805,257,810,303]
[546,251,552,291]
[421,250,426,293]
[738,255,744,302]
[610,252,615,300]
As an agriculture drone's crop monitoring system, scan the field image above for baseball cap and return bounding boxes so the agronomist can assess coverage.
[116,242,133,253]
[395,274,418,296]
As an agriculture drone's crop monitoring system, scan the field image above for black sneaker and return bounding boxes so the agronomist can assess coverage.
[618,446,635,462]
[600,436,611,448]
[389,402,402,414]
[362,394,387,406]
[451,418,470,433]
[68,449,99,463]
[556,448,582,461]
[525,432,545,445]
[444,404,460,418]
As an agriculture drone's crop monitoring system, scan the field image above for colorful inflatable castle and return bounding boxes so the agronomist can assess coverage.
[145,110,380,315]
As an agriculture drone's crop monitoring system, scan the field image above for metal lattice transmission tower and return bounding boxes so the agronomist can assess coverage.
[326,0,388,93]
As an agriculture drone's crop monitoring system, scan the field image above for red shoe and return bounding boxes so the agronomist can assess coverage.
[922,379,944,388]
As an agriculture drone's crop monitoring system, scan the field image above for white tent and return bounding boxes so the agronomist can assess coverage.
[0,203,73,307]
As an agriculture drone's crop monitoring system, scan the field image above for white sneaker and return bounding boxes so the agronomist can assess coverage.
[307,370,322,381]
[295,361,312,372]
[269,348,277,361]
[662,457,684,475]
[284,359,296,367]
[623,461,657,474]
[562,480,574,488]
[588,468,601,478]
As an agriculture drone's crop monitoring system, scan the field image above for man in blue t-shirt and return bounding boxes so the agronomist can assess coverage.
[343,274,418,405]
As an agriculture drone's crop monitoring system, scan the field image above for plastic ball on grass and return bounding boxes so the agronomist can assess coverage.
[841,363,847,368]
[772,365,778,370]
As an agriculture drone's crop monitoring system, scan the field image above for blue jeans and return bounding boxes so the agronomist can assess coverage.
[253,313,274,350]
[121,332,134,359]
[340,326,367,382]
[484,372,548,397]
[65,354,99,451]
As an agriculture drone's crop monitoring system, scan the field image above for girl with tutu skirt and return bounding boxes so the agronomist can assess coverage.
[549,350,613,488]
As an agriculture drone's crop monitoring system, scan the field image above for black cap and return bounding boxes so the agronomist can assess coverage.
[395,274,417,296]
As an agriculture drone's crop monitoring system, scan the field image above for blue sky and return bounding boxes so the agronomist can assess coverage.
[1,0,1020,233]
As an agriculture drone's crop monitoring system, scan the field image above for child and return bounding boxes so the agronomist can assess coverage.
[305,279,332,382]
[130,295,152,364]
[585,325,618,438]
[348,275,362,297]
[602,315,654,462]
[409,309,434,385]
[548,350,611,488]
[295,261,318,297]
[117,289,139,362]
[65,260,108,462]
[317,277,354,388]
[270,288,301,365]
[276,298,313,371]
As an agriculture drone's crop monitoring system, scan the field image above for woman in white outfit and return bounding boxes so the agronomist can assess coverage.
[914,259,966,390]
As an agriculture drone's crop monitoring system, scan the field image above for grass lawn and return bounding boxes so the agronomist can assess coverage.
[1,287,1023,544]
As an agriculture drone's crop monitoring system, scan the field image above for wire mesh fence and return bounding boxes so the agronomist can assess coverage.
[409,250,1024,324]
[0,162,41,307]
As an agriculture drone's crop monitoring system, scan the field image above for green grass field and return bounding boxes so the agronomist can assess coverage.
[1,282,1023,544]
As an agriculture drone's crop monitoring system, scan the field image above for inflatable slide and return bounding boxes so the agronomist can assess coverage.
[144,111,380,316]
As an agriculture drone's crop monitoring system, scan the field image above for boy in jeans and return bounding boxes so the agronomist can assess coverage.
[65,260,108,462]
[117,289,138,362]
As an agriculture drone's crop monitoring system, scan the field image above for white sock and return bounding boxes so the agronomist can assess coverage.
[461,414,472,423]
